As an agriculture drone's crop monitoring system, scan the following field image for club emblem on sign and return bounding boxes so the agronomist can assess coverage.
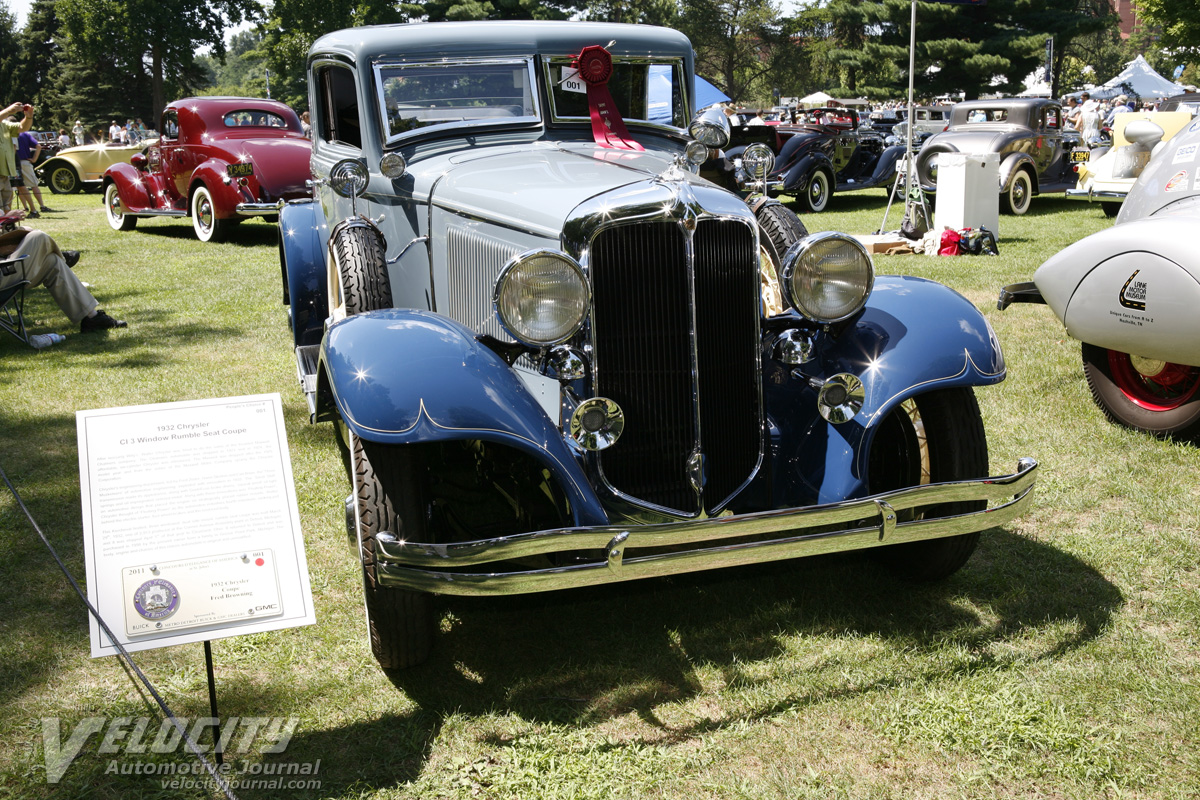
[132,578,180,620]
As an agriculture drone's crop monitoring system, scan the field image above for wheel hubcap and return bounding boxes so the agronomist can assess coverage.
[1110,350,1200,411]
[197,196,213,232]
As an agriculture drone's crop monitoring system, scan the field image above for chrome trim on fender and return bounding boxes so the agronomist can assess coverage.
[374,457,1038,595]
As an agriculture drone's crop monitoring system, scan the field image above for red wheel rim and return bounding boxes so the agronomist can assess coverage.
[1108,350,1200,411]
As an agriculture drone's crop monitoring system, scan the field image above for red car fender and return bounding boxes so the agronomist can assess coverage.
[189,159,253,219]
[104,163,153,210]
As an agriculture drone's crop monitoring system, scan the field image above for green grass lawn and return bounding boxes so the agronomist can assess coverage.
[2,188,1198,799]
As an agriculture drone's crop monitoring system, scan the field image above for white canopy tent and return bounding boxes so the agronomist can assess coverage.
[796,91,833,107]
[1068,55,1186,101]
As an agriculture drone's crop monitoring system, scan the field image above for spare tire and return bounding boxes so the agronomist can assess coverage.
[915,142,958,190]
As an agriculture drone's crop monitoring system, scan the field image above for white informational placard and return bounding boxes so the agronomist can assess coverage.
[77,394,315,657]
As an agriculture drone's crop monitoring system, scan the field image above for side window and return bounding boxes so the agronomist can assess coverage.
[1045,109,1059,130]
[161,111,179,140]
[316,64,362,150]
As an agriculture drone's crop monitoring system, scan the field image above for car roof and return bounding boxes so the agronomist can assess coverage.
[310,21,694,70]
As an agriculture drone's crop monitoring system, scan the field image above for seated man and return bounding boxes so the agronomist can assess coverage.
[0,227,127,333]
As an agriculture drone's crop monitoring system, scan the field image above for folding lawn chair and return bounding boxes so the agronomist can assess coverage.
[0,254,33,346]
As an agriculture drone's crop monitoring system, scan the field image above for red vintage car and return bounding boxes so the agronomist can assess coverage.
[103,97,312,242]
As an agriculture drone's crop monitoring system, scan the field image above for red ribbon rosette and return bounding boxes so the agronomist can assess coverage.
[571,44,644,151]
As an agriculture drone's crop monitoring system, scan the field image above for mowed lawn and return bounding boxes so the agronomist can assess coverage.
[1,187,1197,799]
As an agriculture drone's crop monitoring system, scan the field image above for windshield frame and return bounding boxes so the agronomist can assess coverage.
[540,55,690,133]
[373,56,541,147]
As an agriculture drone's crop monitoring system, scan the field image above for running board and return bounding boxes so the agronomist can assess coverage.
[131,209,188,218]
[296,344,320,420]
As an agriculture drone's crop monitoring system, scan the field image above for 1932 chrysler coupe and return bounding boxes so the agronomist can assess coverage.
[277,21,1037,668]
[103,97,312,242]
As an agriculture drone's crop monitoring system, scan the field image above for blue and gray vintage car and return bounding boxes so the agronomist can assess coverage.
[278,21,1037,668]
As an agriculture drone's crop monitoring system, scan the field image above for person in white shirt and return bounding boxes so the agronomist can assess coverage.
[1078,92,1101,142]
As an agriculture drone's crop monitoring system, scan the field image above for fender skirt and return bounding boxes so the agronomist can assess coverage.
[279,200,328,347]
[321,309,608,526]
[766,275,1006,504]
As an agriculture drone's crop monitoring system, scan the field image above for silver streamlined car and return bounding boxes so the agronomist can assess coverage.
[278,20,1037,669]
[1000,116,1200,437]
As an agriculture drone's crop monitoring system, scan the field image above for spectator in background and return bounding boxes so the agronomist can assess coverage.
[1063,96,1081,129]
[0,102,33,212]
[108,120,122,142]
[72,119,84,145]
[1104,94,1134,127]
[15,126,55,216]
[746,110,766,126]
[57,128,70,148]
[1078,92,1101,142]
[300,111,311,137]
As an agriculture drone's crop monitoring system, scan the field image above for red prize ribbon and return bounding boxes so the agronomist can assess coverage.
[572,45,644,151]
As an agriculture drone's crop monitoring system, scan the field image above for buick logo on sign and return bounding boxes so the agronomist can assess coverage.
[1120,270,1147,311]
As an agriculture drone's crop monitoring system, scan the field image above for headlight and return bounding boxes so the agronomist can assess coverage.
[494,250,590,346]
[781,232,874,323]
[741,143,775,180]
[688,107,731,149]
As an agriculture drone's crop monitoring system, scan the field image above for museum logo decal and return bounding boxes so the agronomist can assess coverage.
[1120,270,1147,311]
[132,578,179,620]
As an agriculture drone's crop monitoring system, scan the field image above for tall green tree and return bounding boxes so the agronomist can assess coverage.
[1136,0,1200,59]
[56,0,261,122]
[679,0,789,103]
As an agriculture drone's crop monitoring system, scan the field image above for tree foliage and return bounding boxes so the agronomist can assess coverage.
[678,0,789,102]
[56,0,261,122]
[1136,0,1200,59]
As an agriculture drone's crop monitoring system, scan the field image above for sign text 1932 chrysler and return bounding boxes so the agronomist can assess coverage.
[103,97,312,242]
[277,21,1037,668]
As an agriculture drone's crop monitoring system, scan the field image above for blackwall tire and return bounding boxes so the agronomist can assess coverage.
[869,387,989,581]
[351,435,434,669]
[104,183,136,232]
[755,200,809,268]
[191,185,230,243]
[1003,170,1033,216]
[333,224,392,315]
[48,165,80,194]
[1082,342,1200,439]
[1101,202,1120,217]
[798,169,831,213]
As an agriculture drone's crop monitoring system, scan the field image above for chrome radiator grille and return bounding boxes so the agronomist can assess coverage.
[591,219,761,515]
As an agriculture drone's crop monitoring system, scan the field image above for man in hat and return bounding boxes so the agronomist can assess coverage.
[1104,94,1134,127]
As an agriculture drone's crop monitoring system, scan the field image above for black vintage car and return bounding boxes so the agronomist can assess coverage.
[914,98,1083,215]
[768,107,906,212]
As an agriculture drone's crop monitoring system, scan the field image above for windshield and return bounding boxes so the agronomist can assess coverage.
[544,58,687,128]
[376,59,536,141]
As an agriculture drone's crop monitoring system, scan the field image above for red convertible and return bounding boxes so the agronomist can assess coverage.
[103,97,312,242]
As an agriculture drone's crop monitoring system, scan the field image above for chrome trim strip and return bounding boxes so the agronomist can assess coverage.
[1064,188,1128,201]
[128,210,189,218]
[375,458,1038,595]
[235,201,284,216]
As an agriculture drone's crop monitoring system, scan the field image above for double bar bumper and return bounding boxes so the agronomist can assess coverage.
[235,201,284,216]
[375,457,1038,596]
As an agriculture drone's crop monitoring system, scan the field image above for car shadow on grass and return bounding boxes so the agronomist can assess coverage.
[275,529,1121,796]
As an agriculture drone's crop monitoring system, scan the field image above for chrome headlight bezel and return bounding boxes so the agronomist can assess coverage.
[781,232,875,324]
[493,249,591,347]
[688,106,731,149]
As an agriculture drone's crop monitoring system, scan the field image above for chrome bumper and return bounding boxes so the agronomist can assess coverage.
[1064,188,1127,202]
[375,457,1038,596]
[235,201,283,216]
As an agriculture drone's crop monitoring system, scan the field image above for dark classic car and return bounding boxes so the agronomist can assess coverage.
[103,97,312,242]
[767,107,907,212]
[915,98,1083,215]
[278,20,1036,669]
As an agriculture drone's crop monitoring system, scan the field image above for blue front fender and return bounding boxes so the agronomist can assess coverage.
[320,309,608,526]
[279,200,328,347]
[767,276,1005,504]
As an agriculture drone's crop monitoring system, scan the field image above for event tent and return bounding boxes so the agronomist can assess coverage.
[797,91,833,107]
[1069,55,1186,101]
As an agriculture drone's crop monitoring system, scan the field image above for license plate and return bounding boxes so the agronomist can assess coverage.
[226,162,254,178]
[1070,149,1090,164]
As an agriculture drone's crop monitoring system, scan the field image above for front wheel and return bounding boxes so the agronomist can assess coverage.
[104,183,136,232]
[48,164,81,194]
[191,185,230,243]
[798,169,831,213]
[868,387,989,581]
[1003,170,1033,215]
[332,223,392,315]
[351,435,434,669]
[754,201,808,316]
[1082,343,1200,438]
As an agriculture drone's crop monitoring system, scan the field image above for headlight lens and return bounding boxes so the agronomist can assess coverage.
[688,106,731,148]
[494,250,590,346]
[782,233,874,323]
[742,143,775,180]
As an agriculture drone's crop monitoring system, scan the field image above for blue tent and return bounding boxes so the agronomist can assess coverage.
[647,66,731,125]
[695,76,730,110]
